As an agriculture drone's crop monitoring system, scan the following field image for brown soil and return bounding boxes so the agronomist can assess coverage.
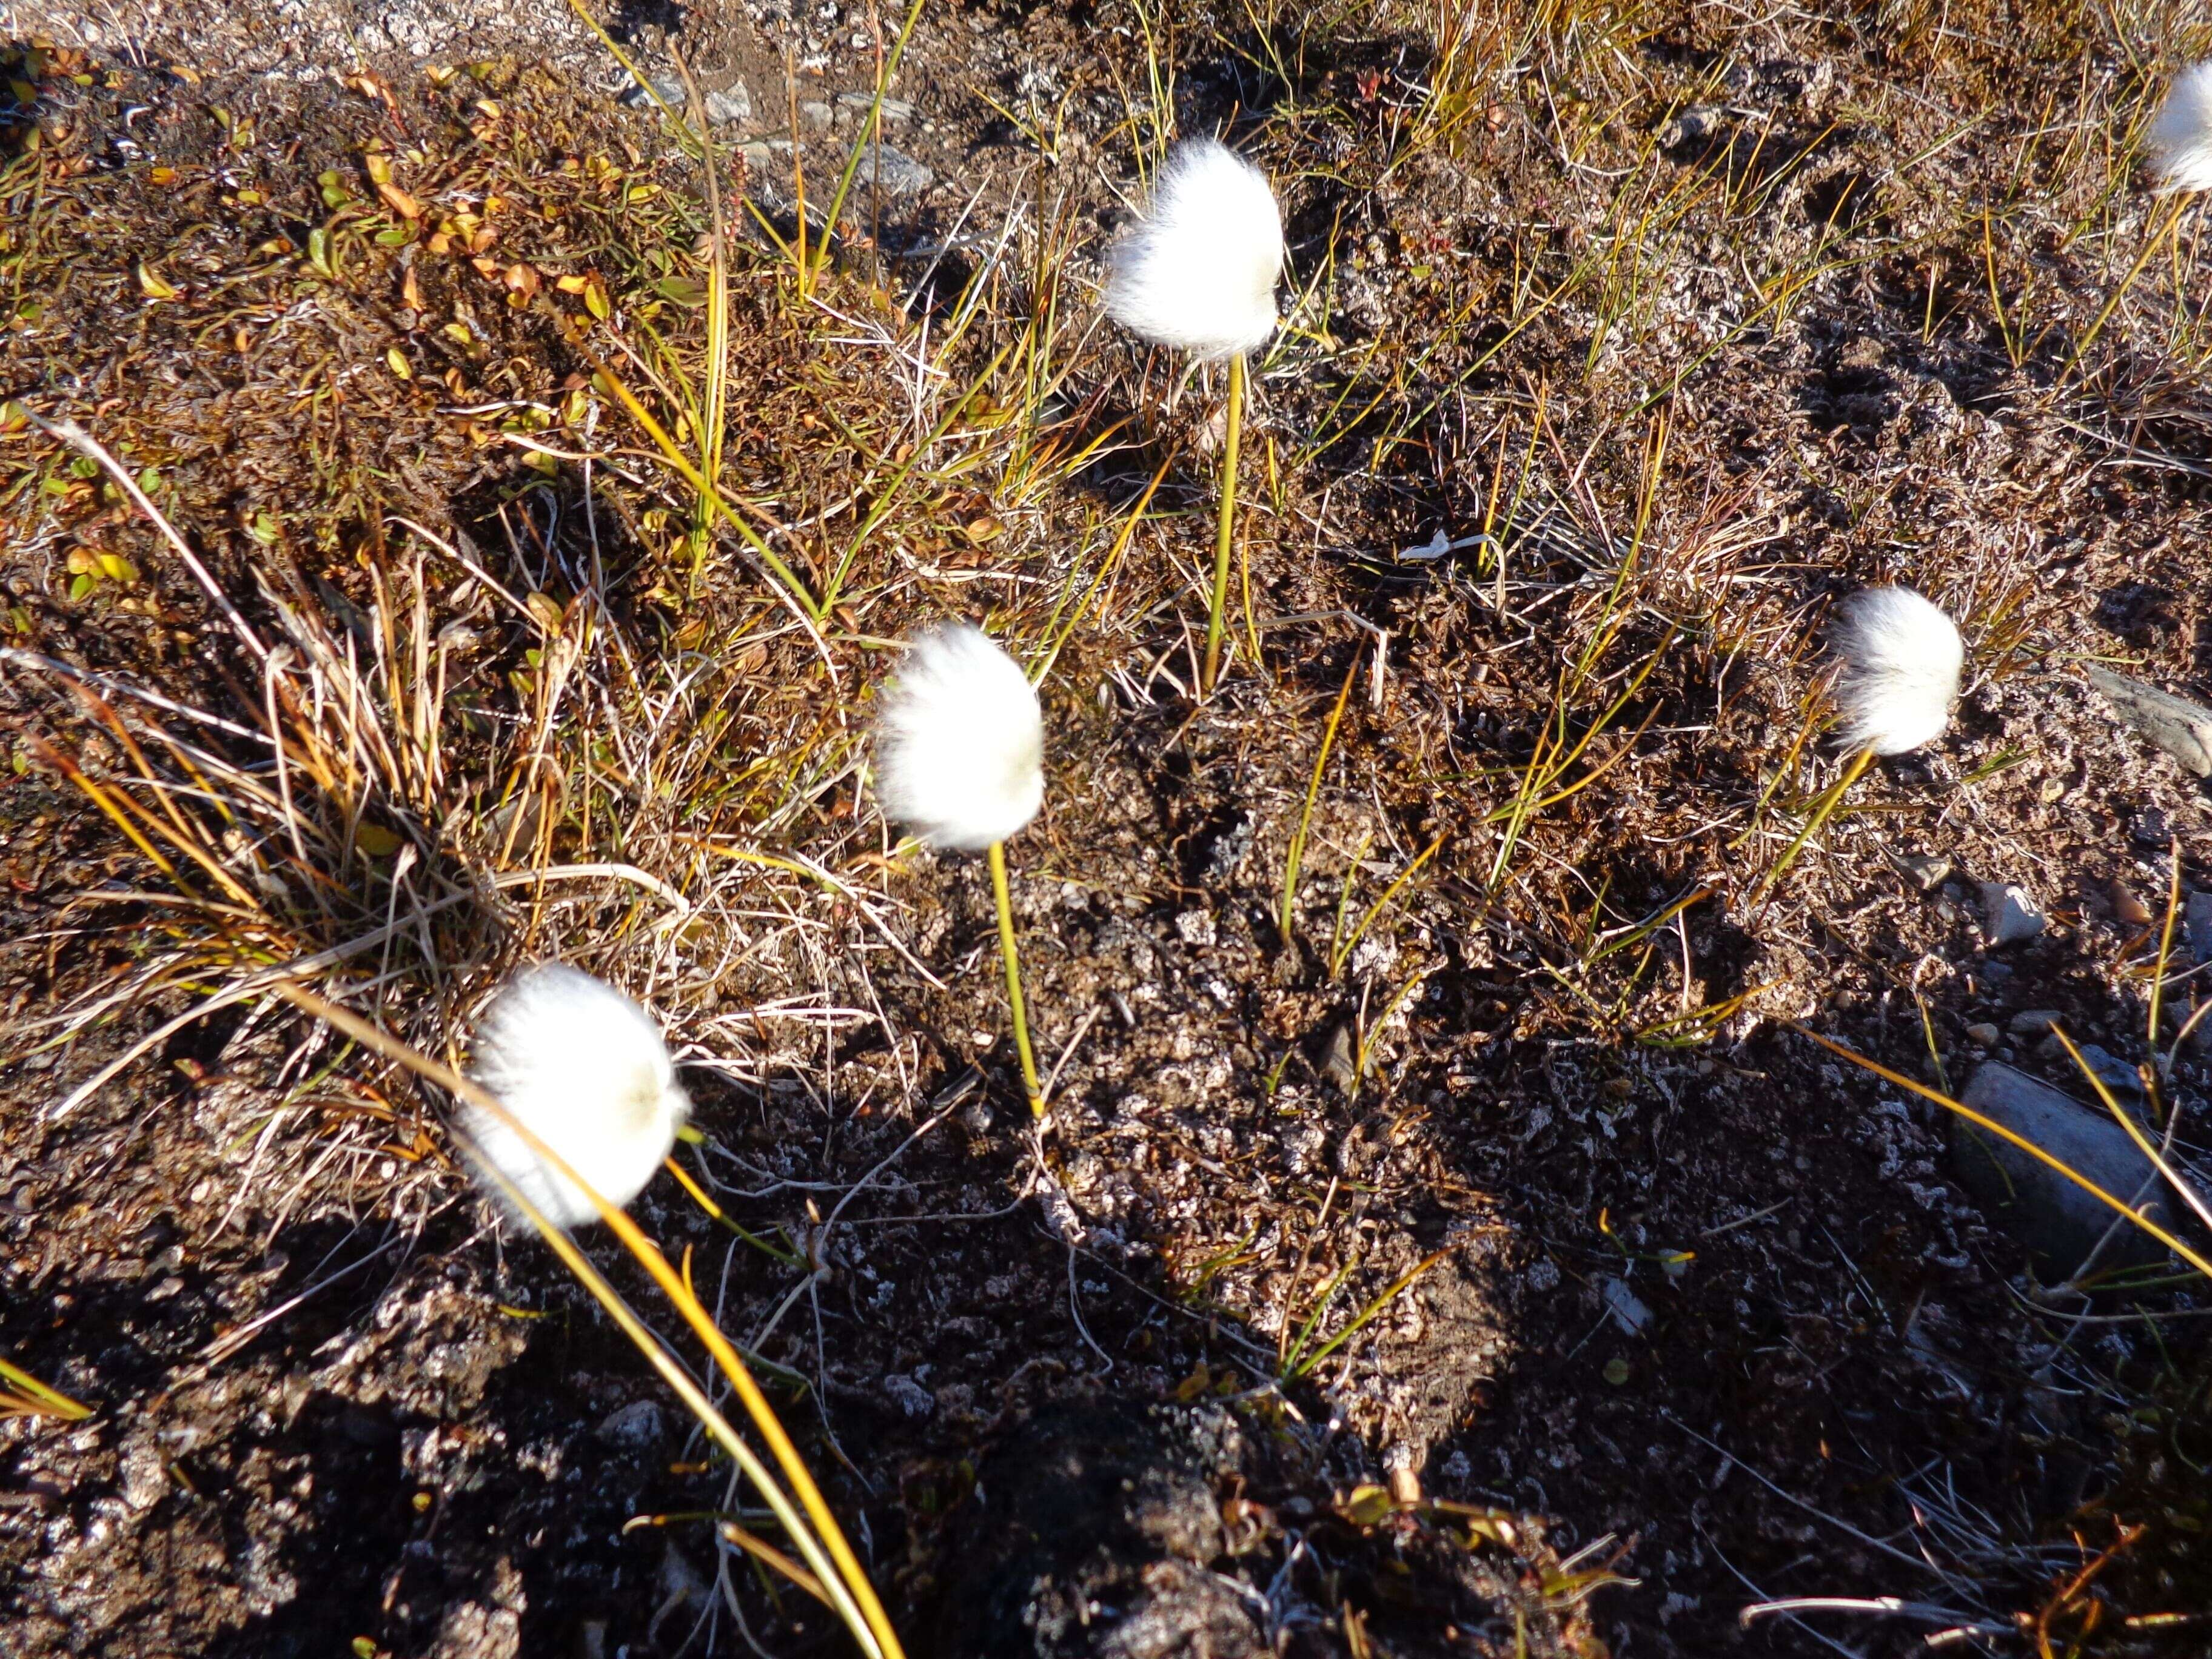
[3,4,2211,1658]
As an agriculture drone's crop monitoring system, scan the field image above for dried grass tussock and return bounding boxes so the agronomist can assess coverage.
[1,4,2211,1658]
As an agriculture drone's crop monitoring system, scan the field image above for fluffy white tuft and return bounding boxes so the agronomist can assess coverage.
[461,963,689,1228]
[2150,62,2212,193]
[1105,137,1285,361]
[1828,586,1965,756]
[873,623,1044,851]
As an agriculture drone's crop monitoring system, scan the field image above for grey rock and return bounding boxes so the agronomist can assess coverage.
[837,91,917,124]
[1889,850,1954,891]
[702,84,753,126]
[2187,890,2212,965]
[1949,1062,2171,1275]
[2086,666,2212,777]
[2009,1008,2065,1037]
[595,1399,666,1449]
[799,99,834,131]
[1980,882,2045,947]
[851,141,933,196]
[625,74,682,109]
[1662,104,1722,148]
[626,75,752,126]
[1320,1024,1357,1095]
[2071,1044,2143,1101]
[1600,1276,1652,1336]
[1965,1022,2000,1047]
[883,1373,935,1418]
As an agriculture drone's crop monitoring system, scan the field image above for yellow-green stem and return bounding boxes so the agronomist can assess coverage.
[989,840,1044,1116]
[1752,744,1874,905]
[1201,352,1245,694]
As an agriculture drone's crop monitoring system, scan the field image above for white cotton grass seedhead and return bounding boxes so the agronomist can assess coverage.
[461,963,689,1228]
[873,623,1045,851]
[1828,586,1965,756]
[1105,136,1285,361]
[2149,62,2212,193]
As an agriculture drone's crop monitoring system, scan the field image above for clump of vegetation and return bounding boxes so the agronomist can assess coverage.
[4,2,2212,1655]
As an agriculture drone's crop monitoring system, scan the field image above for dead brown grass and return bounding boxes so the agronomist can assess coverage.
[4,1,2212,1653]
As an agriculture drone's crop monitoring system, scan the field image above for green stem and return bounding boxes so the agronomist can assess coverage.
[988,840,1044,1116]
[1202,351,1245,694]
[1752,744,1873,905]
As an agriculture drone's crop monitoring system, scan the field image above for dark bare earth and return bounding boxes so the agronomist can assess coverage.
[2,2,2211,1657]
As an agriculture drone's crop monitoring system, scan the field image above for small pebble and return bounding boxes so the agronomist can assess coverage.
[1980,882,2045,947]
[853,141,933,195]
[2110,881,2153,926]
[595,1399,666,1449]
[1601,1276,1652,1337]
[1965,1022,1999,1047]
[1890,851,1954,892]
[836,92,916,124]
[883,1375,935,1418]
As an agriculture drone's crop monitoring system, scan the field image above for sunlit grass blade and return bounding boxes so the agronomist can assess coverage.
[1201,351,1246,693]
[989,840,1044,1117]
[0,1357,94,1421]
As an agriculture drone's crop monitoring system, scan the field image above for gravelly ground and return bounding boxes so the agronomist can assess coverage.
[4,1,2211,1656]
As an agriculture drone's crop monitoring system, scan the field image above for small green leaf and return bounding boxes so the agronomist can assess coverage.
[67,572,93,602]
[1339,1484,1397,1527]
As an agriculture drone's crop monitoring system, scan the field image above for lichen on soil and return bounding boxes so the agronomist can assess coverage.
[2,2,2211,1657]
